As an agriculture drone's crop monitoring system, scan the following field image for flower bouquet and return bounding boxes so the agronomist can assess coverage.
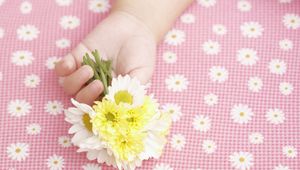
[64,50,172,170]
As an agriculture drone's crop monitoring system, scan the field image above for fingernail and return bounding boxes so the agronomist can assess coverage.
[82,65,94,78]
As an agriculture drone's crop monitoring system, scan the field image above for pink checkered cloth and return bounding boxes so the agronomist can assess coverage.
[0,0,299,169]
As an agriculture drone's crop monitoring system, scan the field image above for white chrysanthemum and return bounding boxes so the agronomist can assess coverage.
[229,152,254,170]
[192,115,211,132]
[7,99,32,117]
[279,39,293,51]
[60,15,80,30]
[0,27,4,39]
[248,77,263,92]
[11,50,34,66]
[266,108,285,124]
[58,136,72,147]
[26,123,41,135]
[88,0,110,13]
[197,0,216,7]
[46,154,64,170]
[202,140,217,154]
[107,75,146,107]
[283,13,300,29]
[282,146,297,158]
[7,143,29,161]
[279,82,293,95]
[171,134,186,151]
[209,66,228,83]
[46,56,61,70]
[240,22,263,38]
[55,38,71,49]
[164,29,185,46]
[230,104,253,124]
[82,163,102,170]
[24,74,40,88]
[212,24,227,35]
[162,51,177,64]
[45,101,64,115]
[153,163,173,170]
[17,24,39,41]
[165,74,188,92]
[248,132,263,144]
[279,0,292,3]
[237,48,258,66]
[162,103,182,122]
[180,13,195,24]
[202,40,220,55]
[55,0,73,6]
[274,164,290,170]
[237,0,251,12]
[268,59,286,75]
[204,93,218,106]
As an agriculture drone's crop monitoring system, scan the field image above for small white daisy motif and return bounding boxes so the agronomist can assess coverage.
[164,29,185,46]
[266,108,285,124]
[46,56,61,70]
[230,104,254,124]
[212,24,227,35]
[237,0,251,12]
[88,0,110,13]
[17,24,39,41]
[7,143,29,161]
[180,13,195,24]
[58,136,72,148]
[283,13,300,29]
[24,74,40,88]
[7,99,32,117]
[26,123,41,135]
[45,100,64,115]
[202,140,217,154]
[279,82,293,95]
[55,38,71,49]
[273,164,290,170]
[237,48,259,66]
[162,51,177,64]
[209,66,228,83]
[248,132,263,144]
[202,40,221,55]
[171,134,186,151]
[282,145,297,158]
[0,27,4,39]
[197,0,216,8]
[59,15,80,30]
[20,1,32,14]
[268,59,287,75]
[240,22,263,38]
[55,0,73,6]
[162,103,182,122]
[192,114,211,132]
[279,39,293,51]
[47,154,64,170]
[11,50,34,66]
[82,163,102,170]
[229,152,254,170]
[248,77,263,92]
[165,74,188,92]
[204,93,218,106]
[153,163,173,170]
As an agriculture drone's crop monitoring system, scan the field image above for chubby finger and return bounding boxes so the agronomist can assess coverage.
[61,65,94,95]
[55,54,77,76]
[75,80,103,105]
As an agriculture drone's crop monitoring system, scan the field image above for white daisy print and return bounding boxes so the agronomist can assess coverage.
[153,163,173,170]
[279,39,293,51]
[45,101,64,115]
[237,0,251,12]
[55,38,71,49]
[248,77,263,92]
[202,140,217,154]
[240,22,263,38]
[212,24,227,35]
[237,48,259,66]
[55,0,73,6]
[180,13,195,24]
[17,24,39,41]
[229,152,254,170]
[282,145,297,158]
[171,134,186,151]
[274,164,290,170]
[7,143,29,161]
[20,1,32,14]
[46,56,61,70]
[88,0,110,13]
[0,27,4,39]
[202,40,220,55]
[279,82,293,95]
[209,66,228,83]
[164,29,185,46]
[47,154,64,170]
[7,99,32,117]
[162,51,177,64]
[197,0,216,8]
[283,13,300,29]
[26,123,41,135]
[162,103,182,122]
[24,74,40,88]
[248,132,263,144]
[268,59,287,75]
[204,93,218,106]
[59,15,80,30]
[230,104,253,124]
[165,74,188,92]
[11,50,34,66]
[193,115,211,132]
[82,163,101,170]
[266,108,285,124]
[58,136,72,147]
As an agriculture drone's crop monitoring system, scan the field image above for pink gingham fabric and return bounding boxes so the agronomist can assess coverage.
[0,0,299,169]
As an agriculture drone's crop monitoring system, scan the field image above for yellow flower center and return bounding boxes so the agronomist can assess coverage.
[239,157,245,162]
[240,112,245,117]
[114,90,133,105]
[105,112,116,122]
[82,114,92,132]
[15,148,21,153]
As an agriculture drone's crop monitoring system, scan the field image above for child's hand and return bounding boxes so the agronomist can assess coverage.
[55,12,156,105]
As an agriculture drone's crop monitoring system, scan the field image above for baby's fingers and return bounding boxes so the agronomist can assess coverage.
[55,54,77,76]
[75,80,103,105]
